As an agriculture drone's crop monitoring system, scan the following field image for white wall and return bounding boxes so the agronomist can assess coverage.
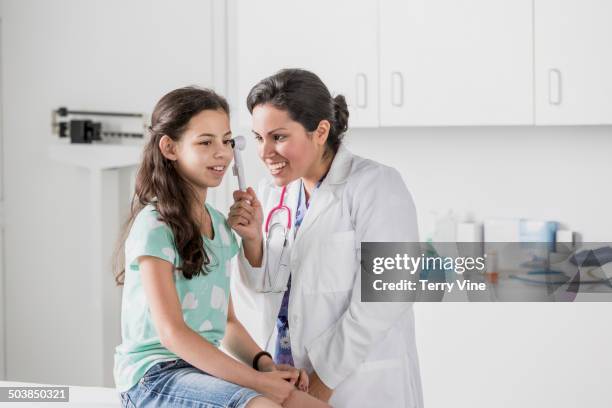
[0,0,224,386]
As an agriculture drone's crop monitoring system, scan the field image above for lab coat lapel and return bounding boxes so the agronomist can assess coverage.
[293,187,336,243]
[293,146,353,242]
[291,146,354,244]
[284,179,301,247]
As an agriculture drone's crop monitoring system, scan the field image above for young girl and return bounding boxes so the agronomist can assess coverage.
[113,87,330,408]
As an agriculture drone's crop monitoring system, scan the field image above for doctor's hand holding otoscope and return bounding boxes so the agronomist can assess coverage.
[228,136,265,267]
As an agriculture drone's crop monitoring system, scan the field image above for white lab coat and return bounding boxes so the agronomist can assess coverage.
[237,145,423,407]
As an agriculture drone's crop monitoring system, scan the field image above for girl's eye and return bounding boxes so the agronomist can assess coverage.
[199,141,211,146]
[223,139,233,146]
[273,134,286,142]
[254,135,263,143]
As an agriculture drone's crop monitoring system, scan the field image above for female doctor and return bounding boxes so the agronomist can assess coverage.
[228,69,423,408]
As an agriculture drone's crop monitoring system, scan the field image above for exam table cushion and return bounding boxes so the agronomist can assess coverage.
[0,380,119,407]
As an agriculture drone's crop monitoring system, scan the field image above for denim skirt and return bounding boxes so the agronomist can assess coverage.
[120,359,261,408]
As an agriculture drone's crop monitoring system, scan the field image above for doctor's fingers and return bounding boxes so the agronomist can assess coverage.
[232,189,254,204]
[245,187,262,208]
[270,369,299,384]
[278,366,309,391]
[228,208,256,225]
[297,369,309,391]
[228,213,251,227]
[275,365,300,385]
[230,200,255,216]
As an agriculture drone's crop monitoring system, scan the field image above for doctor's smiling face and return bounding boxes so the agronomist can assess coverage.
[247,69,349,189]
[252,103,330,186]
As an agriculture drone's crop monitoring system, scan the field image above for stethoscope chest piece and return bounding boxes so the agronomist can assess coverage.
[262,185,293,293]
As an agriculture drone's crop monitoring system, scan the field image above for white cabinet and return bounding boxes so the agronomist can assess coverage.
[535,0,612,125]
[234,0,379,128]
[233,0,611,128]
[379,0,534,126]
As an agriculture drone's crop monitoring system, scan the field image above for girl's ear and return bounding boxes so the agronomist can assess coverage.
[159,135,178,161]
[314,119,331,146]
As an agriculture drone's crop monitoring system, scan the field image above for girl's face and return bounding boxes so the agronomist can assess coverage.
[166,109,233,190]
[251,104,326,186]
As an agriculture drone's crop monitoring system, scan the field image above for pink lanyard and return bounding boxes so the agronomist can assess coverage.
[264,185,292,234]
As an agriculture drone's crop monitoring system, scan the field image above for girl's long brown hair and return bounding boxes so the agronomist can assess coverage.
[114,86,229,286]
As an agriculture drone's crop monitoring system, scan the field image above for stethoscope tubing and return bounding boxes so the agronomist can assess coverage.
[265,185,292,233]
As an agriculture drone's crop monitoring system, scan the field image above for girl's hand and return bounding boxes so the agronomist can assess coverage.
[254,370,296,405]
[228,187,263,243]
[276,364,309,392]
[257,358,308,392]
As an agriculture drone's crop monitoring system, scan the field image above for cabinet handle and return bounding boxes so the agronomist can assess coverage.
[548,69,562,105]
[355,73,367,108]
[391,71,404,107]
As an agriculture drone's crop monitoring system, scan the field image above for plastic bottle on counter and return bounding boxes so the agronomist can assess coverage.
[485,250,499,284]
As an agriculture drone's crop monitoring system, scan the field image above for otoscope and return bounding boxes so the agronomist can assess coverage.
[232,135,247,191]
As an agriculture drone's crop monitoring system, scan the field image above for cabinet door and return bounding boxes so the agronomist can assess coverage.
[379,0,533,126]
[234,0,378,128]
[535,0,612,125]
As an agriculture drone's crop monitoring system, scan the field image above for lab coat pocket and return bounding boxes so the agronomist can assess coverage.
[330,359,408,408]
[307,230,357,293]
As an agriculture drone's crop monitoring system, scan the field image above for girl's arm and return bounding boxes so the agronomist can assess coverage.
[223,294,309,391]
[138,255,295,404]
[223,294,273,369]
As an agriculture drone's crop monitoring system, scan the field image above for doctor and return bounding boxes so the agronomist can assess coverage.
[228,69,423,407]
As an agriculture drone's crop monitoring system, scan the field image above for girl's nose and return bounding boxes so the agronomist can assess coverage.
[213,140,231,159]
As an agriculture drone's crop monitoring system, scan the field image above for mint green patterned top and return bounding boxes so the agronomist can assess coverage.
[113,202,239,392]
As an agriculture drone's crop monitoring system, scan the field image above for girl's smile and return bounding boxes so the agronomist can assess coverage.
[206,164,228,177]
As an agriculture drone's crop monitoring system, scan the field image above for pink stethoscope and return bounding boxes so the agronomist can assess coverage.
[262,180,322,292]
[264,185,292,234]
[262,185,293,293]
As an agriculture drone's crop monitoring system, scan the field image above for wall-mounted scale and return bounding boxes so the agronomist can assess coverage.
[51,107,148,143]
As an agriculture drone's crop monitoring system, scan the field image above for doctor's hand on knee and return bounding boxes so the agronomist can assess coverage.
[256,357,309,393]
[254,370,297,405]
[229,187,263,242]
[308,371,333,403]
[275,364,309,392]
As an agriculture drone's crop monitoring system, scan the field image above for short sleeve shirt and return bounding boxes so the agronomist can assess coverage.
[113,202,239,392]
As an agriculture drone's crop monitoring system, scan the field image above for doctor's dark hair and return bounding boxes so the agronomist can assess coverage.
[113,86,229,286]
[246,68,349,158]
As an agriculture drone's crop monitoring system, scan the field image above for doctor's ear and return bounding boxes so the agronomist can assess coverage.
[159,135,179,161]
[313,120,331,147]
